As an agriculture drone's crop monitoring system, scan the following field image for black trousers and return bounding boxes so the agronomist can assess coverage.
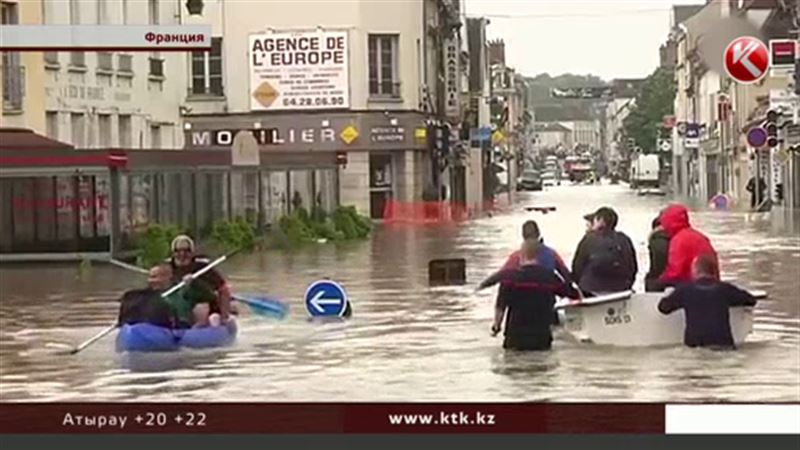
[503,334,552,351]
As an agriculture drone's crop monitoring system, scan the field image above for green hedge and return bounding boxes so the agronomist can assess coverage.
[276,205,371,247]
[209,217,256,253]
[135,223,188,268]
[132,206,371,261]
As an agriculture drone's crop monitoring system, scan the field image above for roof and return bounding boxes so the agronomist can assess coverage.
[0,128,74,151]
[611,79,645,98]
[534,122,571,133]
[672,4,704,26]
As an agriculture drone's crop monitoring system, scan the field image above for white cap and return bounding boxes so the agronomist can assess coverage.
[170,235,196,252]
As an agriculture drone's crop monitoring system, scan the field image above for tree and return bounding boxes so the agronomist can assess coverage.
[621,67,676,154]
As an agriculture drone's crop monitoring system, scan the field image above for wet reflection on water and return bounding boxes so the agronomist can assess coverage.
[1,184,798,402]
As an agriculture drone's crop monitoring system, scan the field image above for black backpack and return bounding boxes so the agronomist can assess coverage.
[117,289,175,328]
[589,233,627,278]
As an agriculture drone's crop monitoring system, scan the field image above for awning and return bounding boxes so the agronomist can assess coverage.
[0,128,127,168]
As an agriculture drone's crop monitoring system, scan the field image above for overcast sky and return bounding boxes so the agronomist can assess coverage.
[465,0,706,81]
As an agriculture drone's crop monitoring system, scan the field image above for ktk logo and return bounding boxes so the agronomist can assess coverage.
[724,36,769,84]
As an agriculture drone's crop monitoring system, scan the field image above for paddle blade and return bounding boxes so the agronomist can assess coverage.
[429,258,466,286]
[234,295,288,319]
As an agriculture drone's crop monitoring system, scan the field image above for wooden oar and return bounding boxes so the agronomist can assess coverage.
[69,253,230,355]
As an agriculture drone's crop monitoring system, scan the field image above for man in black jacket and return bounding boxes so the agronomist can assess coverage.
[571,207,637,295]
[645,216,670,292]
[658,255,756,349]
[491,240,581,351]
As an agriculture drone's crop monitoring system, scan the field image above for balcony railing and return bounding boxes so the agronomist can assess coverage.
[2,64,25,112]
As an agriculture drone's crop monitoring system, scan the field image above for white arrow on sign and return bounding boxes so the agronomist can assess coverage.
[310,290,343,313]
[733,40,763,78]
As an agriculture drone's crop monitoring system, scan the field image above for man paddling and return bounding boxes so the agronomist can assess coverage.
[117,264,218,329]
[490,240,581,351]
[167,235,233,325]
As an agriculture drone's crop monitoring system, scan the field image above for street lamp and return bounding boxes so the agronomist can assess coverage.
[186,0,204,16]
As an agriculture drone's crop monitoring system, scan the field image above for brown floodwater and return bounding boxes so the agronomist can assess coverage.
[1,183,798,402]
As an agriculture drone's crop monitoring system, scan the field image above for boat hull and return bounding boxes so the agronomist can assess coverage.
[556,292,756,347]
[115,320,238,352]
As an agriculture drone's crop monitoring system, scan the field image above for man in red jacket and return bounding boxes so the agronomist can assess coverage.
[659,204,719,286]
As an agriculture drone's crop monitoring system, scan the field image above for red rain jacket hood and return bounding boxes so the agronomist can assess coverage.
[660,204,691,238]
[659,204,719,283]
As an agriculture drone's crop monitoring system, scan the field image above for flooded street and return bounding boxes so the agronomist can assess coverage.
[1,183,798,402]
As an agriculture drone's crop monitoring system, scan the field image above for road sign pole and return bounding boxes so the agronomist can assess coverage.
[755,150,761,209]
[720,116,726,194]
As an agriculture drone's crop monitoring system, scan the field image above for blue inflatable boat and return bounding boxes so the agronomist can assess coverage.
[115,320,238,352]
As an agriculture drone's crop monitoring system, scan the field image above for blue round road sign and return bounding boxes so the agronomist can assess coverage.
[304,280,348,317]
[747,127,768,148]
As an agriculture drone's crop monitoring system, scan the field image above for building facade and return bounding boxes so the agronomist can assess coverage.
[561,120,601,151]
[38,0,187,149]
[180,0,465,220]
[1,0,46,134]
[534,122,571,151]
[669,0,798,224]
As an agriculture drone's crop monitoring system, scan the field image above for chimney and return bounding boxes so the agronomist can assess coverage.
[488,39,505,65]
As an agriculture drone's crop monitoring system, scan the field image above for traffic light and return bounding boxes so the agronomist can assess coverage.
[429,123,451,172]
[765,110,779,148]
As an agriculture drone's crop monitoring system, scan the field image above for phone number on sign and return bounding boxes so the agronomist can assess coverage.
[282,96,346,107]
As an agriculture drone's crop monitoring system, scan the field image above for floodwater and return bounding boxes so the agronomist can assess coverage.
[1,183,799,402]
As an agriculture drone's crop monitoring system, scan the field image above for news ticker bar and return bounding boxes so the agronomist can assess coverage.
[0,25,212,51]
[0,403,797,434]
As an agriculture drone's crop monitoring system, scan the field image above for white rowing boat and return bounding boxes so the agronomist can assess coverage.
[554,290,766,347]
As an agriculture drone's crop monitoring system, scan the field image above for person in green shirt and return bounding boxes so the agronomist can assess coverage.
[159,264,219,329]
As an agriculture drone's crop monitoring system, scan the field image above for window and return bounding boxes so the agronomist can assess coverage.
[69,0,80,24]
[150,124,162,148]
[44,52,59,66]
[149,56,164,77]
[122,0,128,24]
[1,2,23,111]
[97,52,113,70]
[99,114,111,147]
[46,112,59,139]
[148,0,159,25]
[118,54,133,73]
[368,34,400,98]
[118,114,132,147]
[191,37,224,96]
[97,0,108,24]
[71,113,86,147]
[70,51,86,67]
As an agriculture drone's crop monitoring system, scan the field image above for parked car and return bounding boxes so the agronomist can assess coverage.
[542,170,559,187]
[517,169,543,191]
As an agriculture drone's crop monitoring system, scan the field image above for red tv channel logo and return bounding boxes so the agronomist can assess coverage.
[724,36,769,84]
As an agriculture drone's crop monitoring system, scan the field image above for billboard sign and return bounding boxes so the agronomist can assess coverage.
[249,30,350,111]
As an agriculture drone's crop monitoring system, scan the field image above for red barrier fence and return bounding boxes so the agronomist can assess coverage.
[382,201,470,224]
[381,197,514,224]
